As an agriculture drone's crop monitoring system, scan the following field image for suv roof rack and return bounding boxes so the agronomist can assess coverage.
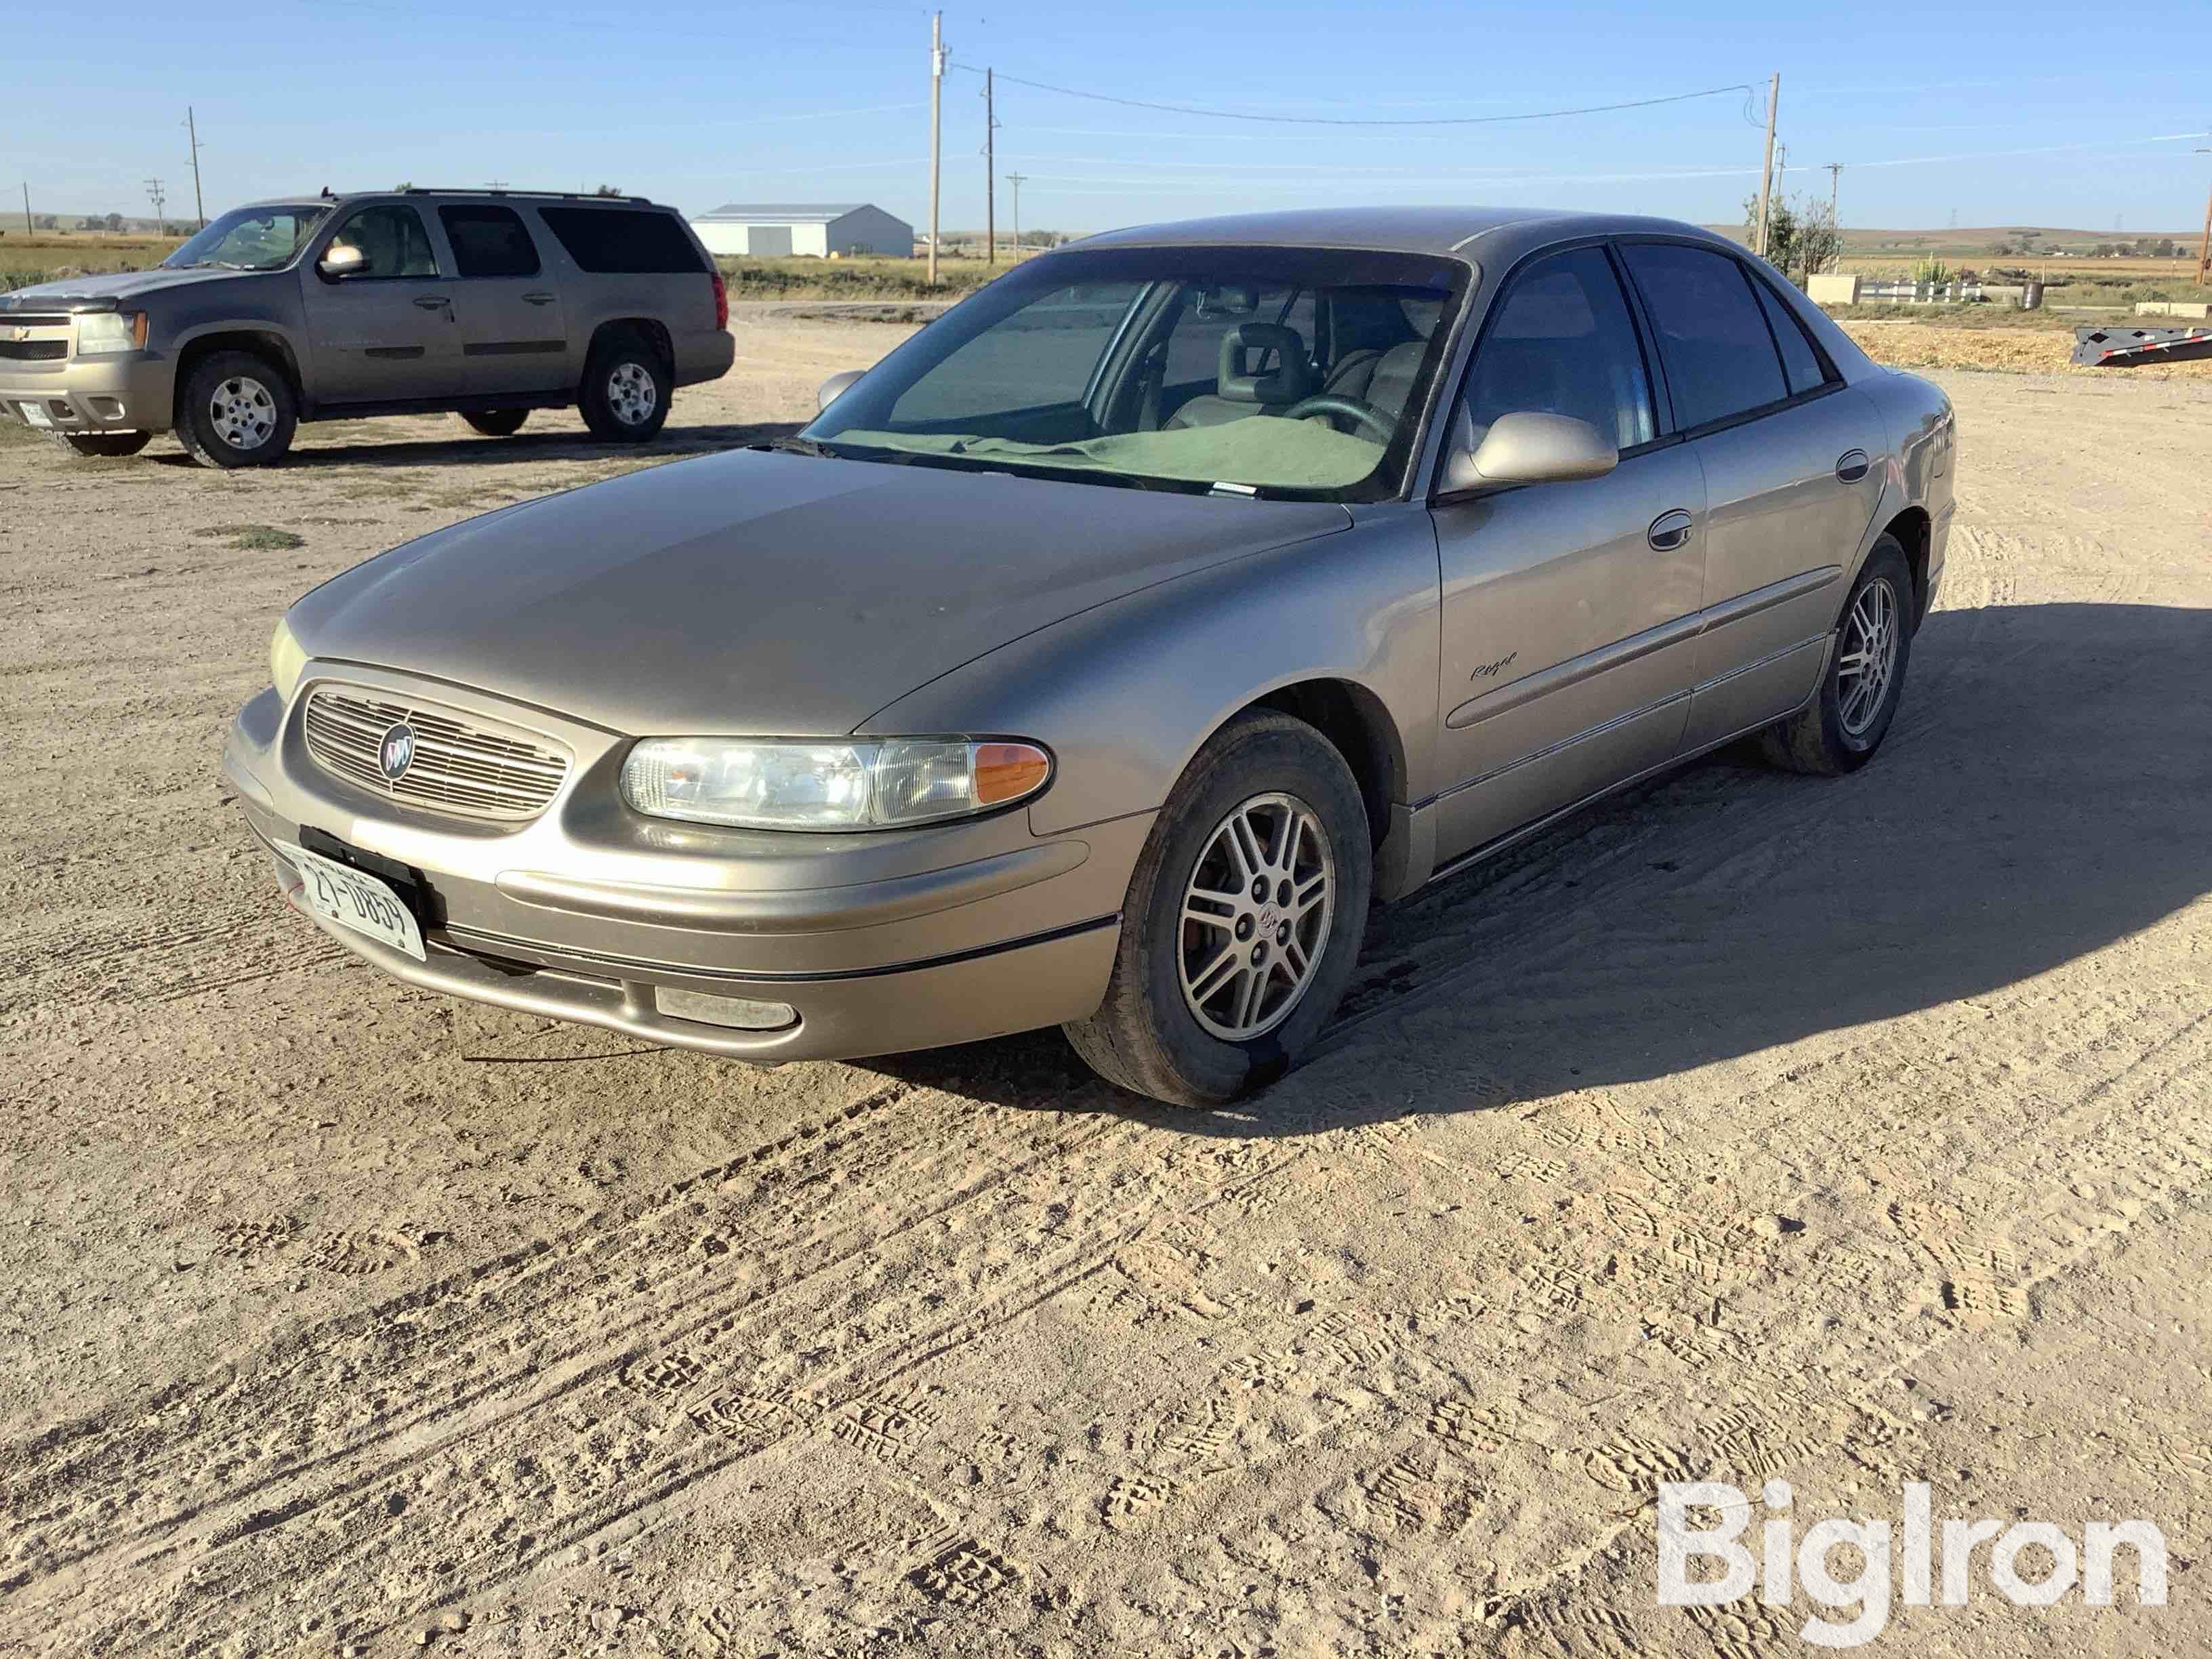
[394,187,658,206]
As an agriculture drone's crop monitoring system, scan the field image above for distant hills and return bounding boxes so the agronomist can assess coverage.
[1703,224,2200,255]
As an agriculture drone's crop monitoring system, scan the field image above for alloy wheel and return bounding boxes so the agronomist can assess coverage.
[209,376,277,451]
[606,361,659,427]
[1836,575,1899,737]
[1177,791,1335,1042]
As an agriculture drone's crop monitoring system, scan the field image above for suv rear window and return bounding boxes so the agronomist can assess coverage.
[440,205,540,279]
[536,207,707,274]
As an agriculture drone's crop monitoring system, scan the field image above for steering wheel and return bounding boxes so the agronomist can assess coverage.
[1277,394,1394,443]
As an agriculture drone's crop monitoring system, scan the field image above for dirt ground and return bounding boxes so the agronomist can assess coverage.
[2,319,2207,1658]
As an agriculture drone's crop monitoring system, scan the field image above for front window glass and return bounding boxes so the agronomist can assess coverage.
[1462,247,1655,451]
[805,247,1469,501]
[163,205,330,272]
[324,205,440,280]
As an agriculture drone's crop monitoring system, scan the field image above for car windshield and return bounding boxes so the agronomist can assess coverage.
[802,245,1470,501]
[163,205,331,272]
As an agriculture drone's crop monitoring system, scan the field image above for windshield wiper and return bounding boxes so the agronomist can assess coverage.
[749,435,844,459]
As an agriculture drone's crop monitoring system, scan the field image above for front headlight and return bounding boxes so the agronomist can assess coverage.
[74,310,148,356]
[269,617,307,703]
[621,737,1051,831]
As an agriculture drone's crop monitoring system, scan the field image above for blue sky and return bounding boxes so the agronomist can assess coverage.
[12,0,2209,234]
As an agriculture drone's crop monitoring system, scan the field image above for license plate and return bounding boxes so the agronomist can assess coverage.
[21,404,52,428]
[281,842,426,962]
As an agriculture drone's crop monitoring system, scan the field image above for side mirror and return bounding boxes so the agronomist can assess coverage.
[1441,411,1617,493]
[817,369,865,413]
[316,243,367,281]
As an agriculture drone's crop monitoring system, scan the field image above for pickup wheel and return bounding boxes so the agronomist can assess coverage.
[54,431,153,458]
[578,329,669,443]
[1761,535,1914,775]
[1063,711,1372,1108]
[176,351,298,468]
[459,409,529,437]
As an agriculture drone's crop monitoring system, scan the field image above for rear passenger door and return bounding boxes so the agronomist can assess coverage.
[1616,241,1888,750]
[436,204,571,396]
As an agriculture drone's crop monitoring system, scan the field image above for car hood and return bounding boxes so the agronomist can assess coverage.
[288,447,1352,735]
[0,266,263,310]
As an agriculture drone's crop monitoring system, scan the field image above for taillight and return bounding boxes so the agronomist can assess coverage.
[711,270,729,330]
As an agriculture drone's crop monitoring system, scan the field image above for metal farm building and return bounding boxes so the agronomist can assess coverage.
[689,203,913,258]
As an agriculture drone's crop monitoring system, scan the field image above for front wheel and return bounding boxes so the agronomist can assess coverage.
[1761,535,1914,775]
[176,350,297,468]
[578,331,669,443]
[1064,711,1372,1107]
[460,408,529,437]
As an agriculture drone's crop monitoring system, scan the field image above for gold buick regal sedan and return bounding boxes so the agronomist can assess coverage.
[224,207,1956,1107]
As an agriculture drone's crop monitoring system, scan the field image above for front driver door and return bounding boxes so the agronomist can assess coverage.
[1427,244,1707,865]
[303,203,460,404]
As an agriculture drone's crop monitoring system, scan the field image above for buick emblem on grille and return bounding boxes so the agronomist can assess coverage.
[377,721,417,782]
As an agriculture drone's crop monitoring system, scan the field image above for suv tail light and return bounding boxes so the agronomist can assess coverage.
[710,270,729,330]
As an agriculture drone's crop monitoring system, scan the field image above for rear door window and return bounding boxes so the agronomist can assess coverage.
[1750,276,1830,396]
[439,205,541,279]
[1618,243,1789,430]
[535,207,708,274]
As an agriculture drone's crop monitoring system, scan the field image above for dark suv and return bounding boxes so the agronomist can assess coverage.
[0,188,735,466]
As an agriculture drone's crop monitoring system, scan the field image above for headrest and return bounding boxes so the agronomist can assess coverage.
[1216,322,1317,405]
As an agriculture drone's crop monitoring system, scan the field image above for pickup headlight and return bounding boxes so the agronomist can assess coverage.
[74,310,148,355]
[269,617,307,703]
[621,737,1051,831]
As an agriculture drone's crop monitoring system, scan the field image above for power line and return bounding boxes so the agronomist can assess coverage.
[953,64,1752,127]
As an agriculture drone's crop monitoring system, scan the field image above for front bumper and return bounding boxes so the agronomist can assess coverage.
[1,350,174,434]
[222,670,1146,1062]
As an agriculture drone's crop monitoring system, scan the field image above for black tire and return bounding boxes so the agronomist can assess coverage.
[176,350,297,468]
[578,329,670,443]
[1760,535,1914,775]
[53,430,152,458]
[1064,711,1373,1107]
[460,408,530,437]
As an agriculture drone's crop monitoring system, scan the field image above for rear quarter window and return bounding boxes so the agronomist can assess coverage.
[535,207,708,275]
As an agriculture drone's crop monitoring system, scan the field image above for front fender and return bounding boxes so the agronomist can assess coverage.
[859,506,1443,840]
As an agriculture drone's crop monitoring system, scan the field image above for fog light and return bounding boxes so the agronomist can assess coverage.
[655,986,798,1031]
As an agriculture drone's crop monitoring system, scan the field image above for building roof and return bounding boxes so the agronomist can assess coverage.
[694,203,901,224]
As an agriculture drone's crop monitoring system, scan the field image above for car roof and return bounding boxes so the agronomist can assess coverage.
[1067,206,1735,264]
[232,189,668,210]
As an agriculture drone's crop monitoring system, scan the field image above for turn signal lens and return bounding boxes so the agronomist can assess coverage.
[973,742,1052,805]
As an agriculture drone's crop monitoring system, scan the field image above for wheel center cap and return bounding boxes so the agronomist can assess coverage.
[1256,905,1279,934]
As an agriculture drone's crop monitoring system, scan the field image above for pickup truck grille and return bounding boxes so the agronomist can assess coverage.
[0,340,65,361]
[302,686,571,823]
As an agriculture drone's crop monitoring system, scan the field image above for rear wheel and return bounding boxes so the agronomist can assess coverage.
[1064,711,1372,1107]
[579,329,669,443]
[459,408,530,437]
[1761,535,1914,775]
[176,350,297,468]
[54,430,152,458]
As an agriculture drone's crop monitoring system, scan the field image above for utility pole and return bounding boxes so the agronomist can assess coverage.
[146,178,167,237]
[20,182,30,237]
[926,9,944,285]
[1824,162,1842,226]
[1006,171,1026,258]
[984,68,996,266]
[184,106,206,228]
[1753,73,1779,259]
[2197,148,2211,286]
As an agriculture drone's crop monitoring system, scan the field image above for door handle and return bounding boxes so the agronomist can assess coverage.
[412,295,451,311]
[1835,449,1870,483]
[1647,508,1695,552]
[520,291,556,306]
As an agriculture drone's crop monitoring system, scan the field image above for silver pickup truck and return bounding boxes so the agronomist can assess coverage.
[0,188,735,466]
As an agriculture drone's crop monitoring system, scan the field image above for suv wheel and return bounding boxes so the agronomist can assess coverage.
[460,409,529,437]
[1760,535,1914,775]
[54,431,152,459]
[579,330,669,443]
[1063,711,1373,1107]
[177,351,297,468]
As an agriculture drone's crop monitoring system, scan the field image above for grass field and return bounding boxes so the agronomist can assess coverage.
[714,252,1025,302]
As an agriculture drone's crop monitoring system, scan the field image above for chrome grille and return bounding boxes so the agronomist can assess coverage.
[302,686,570,823]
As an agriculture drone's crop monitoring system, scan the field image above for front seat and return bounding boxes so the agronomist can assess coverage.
[1321,294,1443,428]
[1165,322,1317,429]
